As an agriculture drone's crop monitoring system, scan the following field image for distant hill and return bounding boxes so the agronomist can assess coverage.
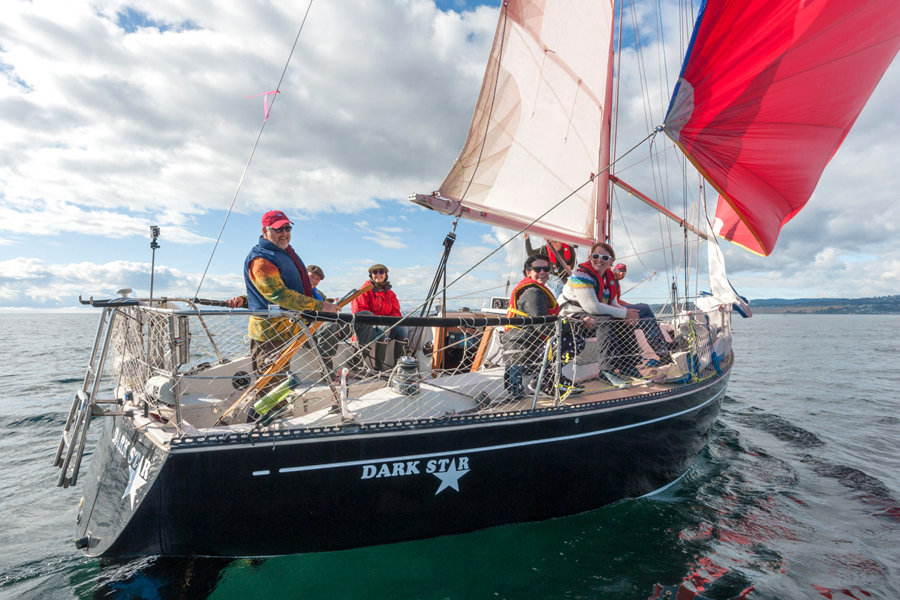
[749,295,900,314]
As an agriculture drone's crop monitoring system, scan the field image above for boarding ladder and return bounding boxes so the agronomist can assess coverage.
[53,301,132,488]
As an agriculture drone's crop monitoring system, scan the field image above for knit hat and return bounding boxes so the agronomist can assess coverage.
[368,263,389,273]
[308,265,325,279]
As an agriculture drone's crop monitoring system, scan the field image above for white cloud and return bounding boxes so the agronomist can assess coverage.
[362,233,408,250]
[1,0,899,310]
[355,221,409,249]
[0,200,214,244]
[0,257,244,306]
[0,0,496,238]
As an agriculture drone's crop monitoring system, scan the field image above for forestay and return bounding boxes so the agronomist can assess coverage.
[665,0,900,256]
[412,0,615,247]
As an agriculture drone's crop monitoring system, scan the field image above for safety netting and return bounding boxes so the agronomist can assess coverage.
[97,299,733,436]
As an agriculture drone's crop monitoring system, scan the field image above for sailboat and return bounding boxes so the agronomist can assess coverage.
[54,0,900,558]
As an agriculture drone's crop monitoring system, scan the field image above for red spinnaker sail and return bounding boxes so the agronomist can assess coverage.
[665,0,900,256]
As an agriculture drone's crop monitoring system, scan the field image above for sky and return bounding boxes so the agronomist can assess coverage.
[1,0,899,312]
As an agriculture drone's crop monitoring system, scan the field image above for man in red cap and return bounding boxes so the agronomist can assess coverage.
[235,210,341,420]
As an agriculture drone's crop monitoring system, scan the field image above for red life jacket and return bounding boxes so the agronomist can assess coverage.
[576,262,618,304]
[505,277,559,330]
[610,276,622,302]
[545,243,573,266]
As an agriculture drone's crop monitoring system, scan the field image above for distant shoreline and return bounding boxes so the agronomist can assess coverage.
[2,294,899,315]
[749,294,900,315]
[751,308,900,315]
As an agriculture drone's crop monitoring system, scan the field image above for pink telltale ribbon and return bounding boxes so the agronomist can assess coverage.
[246,90,280,121]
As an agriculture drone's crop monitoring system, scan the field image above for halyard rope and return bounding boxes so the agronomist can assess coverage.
[193,0,317,301]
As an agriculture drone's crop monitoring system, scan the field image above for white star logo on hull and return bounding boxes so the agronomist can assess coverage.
[433,458,469,495]
[122,463,147,510]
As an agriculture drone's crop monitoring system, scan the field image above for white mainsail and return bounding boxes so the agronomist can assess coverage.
[412,0,615,247]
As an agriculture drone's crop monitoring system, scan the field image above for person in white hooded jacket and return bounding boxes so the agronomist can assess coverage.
[557,241,643,379]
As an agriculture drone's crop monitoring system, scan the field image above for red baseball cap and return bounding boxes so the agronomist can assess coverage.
[262,210,293,229]
[614,263,627,271]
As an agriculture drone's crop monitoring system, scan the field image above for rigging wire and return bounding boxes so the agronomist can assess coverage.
[615,0,707,309]
[400,283,508,304]
[192,0,316,301]
[618,240,688,260]
[297,124,660,373]
[610,0,627,245]
[378,129,661,336]
[621,270,660,298]
[629,0,655,132]
[695,178,706,297]
[611,189,652,272]
[654,0,670,115]
[611,0,626,171]
[613,142,678,175]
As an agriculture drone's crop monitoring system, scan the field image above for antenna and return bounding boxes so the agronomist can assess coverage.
[149,226,160,306]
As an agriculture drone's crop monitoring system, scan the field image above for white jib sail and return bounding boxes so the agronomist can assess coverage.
[703,219,752,318]
[414,0,615,247]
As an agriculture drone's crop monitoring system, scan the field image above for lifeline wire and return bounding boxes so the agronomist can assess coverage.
[407,129,660,319]
[193,0,316,301]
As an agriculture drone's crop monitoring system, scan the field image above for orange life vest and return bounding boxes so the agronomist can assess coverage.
[505,277,559,330]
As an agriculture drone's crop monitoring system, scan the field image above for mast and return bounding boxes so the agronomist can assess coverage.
[597,2,616,244]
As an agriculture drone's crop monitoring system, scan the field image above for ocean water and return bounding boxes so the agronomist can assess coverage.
[1,313,898,600]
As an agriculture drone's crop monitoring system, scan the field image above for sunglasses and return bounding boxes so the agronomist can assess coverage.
[269,225,292,233]
[591,253,612,261]
[370,269,386,275]
[530,265,551,273]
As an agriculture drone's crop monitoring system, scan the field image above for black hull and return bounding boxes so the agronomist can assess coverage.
[78,369,729,558]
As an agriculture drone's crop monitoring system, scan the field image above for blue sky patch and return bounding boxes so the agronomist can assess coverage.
[115,7,200,34]
[0,60,33,92]
[435,0,500,11]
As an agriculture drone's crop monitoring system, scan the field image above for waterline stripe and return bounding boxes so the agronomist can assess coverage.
[639,467,691,498]
[263,387,725,476]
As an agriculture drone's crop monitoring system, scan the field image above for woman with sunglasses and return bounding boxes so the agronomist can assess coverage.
[501,254,583,398]
[351,263,407,348]
[558,242,644,379]
[523,232,577,296]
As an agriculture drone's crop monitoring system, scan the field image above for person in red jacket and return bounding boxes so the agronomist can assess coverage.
[351,263,406,345]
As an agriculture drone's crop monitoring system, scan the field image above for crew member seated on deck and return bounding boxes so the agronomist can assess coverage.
[351,264,406,346]
[231,210,341,421]
[611,263,673,361]
[558,242,644,380]
[501,255,582,399]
